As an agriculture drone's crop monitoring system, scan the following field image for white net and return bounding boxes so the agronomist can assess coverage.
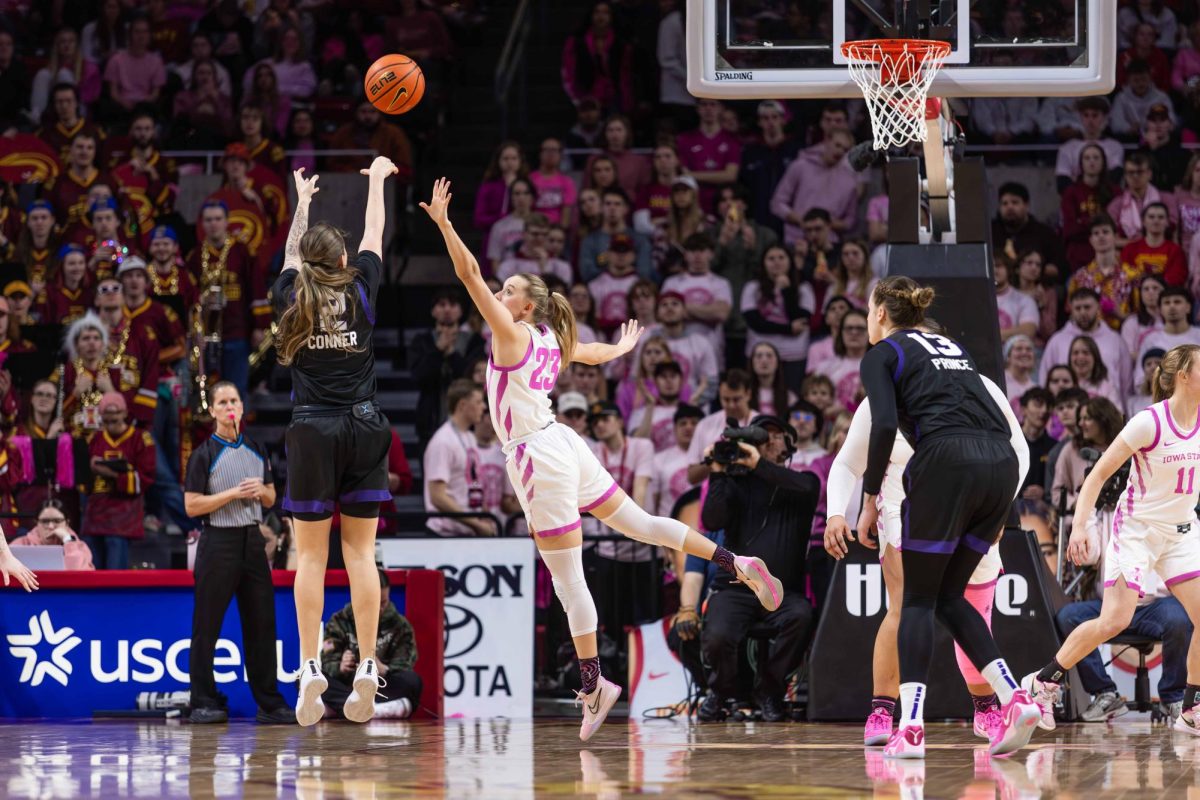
[842,39,950,149]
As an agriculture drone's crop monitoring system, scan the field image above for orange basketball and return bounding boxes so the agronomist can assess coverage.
[364,54,424,115]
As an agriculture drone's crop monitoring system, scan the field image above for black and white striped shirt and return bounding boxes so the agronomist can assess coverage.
[184,434,273,528]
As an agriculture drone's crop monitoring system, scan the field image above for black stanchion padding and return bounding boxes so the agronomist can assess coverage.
[807,528,1065,721]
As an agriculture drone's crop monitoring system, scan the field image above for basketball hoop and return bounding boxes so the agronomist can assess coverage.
[841,39,950,149]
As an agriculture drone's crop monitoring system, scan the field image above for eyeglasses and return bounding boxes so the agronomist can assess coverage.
[97,284,122,294]
[790,412,816,423]
[37,517,66,526]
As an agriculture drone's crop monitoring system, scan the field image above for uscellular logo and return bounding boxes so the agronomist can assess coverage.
[7,611,82,687]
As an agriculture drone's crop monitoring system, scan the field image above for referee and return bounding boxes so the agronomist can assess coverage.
[183,381,294,724]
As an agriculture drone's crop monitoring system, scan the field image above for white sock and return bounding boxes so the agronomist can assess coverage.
[899,682,926,728]
[981,659,1019,704]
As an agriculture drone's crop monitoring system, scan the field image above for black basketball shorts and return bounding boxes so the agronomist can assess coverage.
[283,402,392,521]
[900,434,1019,557]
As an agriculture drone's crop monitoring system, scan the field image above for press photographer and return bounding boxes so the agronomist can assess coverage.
[697,415,820,721]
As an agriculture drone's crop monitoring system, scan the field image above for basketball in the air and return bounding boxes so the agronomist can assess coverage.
[364,54,424,115]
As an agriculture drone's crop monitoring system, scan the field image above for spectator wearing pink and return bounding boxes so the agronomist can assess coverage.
[423,380,494,537]
[170,34,234,99]
[621,336,684,426]
[585,115,650,199]
[1107,151,1177,246]
[560,1,634,114]
[1122,274,1166,357]
[1116,23,1171,90]
[587,232,640,333]
[529,137,576,227]
[1014,249,1059,346]
[634,142,682,230]
[993,254,1038,343]
[677,99,741,211]
[662,233,732,362]
[1177,153,1200,254]
[1137,287,1200,363]
[9,502,93,570]
[806,295,853,377]
[770,128,857,246]
[812,307,868,412]
[1068,335,1123,408]
[473,141,528,257]
[242,27,315,99]
[748,342,797,416]
[741,243,814,389]
[605,278,656,383]
[30,28,101,121]
[1054,98,1124,192]
[828,240,875,312]
[647,403,702,517]
[172,60,234,140]
[653,291,718,408]
[1004,335,1038,413]
[103,17,167,113]
[588,402,655,567]
[486,178,537,272]
[866,192,888,246]
[1172,20,1200,94]
[630,361,691,453]
[1040,287,1133,393]
[495,213,573,286]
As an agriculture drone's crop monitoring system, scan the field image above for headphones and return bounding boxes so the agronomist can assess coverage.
[750,414,797,460]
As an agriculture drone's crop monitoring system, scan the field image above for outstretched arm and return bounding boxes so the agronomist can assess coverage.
[359,156,398,257]
[573,320,644,365]
[421,178,526,356]
[282,168,320,274]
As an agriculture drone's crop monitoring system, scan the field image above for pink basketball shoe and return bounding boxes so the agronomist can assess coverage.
[884,725,926,759]
[864,706,894,746]
[988,690,1041,757]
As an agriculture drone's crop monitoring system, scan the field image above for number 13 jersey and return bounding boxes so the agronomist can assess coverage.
[1118,400,1200,527]
[486,322,563,451]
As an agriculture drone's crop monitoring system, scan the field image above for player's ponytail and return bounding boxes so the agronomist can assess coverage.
[1152,344,1200,402]
[276,223,359,366]
[520,272,578,362]
[872,276,935,329]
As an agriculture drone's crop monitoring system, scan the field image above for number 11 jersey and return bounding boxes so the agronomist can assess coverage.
[486,321,563,451]
[1119,400,1200,527]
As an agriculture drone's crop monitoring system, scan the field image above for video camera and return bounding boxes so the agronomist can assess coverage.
[706,423,770,475]
[1080,447,1131,512]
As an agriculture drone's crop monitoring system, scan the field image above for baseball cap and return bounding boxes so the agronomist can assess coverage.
[1147,103,1171,121]
[608,233,634,253]
[3,280,30,298]
[556,392,588,414]
[149,225,177,243]
[116,256,149,277]
[1142,347,1167,365]
[99,391,127,413]
[223,142,251,162]
[588,400,622,422]
[657,290,686,306]
[671,175,699,193]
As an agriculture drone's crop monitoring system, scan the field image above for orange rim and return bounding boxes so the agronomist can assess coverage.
[841,38,951,83]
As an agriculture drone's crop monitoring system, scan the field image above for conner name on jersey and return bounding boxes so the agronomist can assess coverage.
[930,357,971,371]
[308,330,359,350]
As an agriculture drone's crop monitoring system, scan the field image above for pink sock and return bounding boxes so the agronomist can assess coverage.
[954,581,996,686]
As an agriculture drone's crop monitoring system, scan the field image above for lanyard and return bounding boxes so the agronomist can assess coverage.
[452,425,479,484]
[600,439,628,490]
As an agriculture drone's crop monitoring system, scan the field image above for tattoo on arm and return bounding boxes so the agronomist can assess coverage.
[283,201,310,272]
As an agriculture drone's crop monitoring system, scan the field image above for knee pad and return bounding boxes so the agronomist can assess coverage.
[601,497,689,550]
[541,546,597,637]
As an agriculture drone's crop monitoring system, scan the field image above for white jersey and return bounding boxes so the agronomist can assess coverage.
[1117,400,1200,527]
[486,322,562,451]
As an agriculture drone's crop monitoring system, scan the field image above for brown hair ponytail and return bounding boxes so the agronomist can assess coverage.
[275,223,358,366]
[871,275,935,329]
[1152,344,1200,402]
[517,273,578,361]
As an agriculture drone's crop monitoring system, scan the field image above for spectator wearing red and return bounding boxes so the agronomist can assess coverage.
[1107,151,1177,246]
[243,26,315,100]
[1122,202,1185,286]
[740,100,801,239]
[770,128,857,247]
[326,101,414,182]
[185,201,268,398]
[378,429,415,536]
[589,115,650,200]
[990,181,1064,282]
[30,28,101,122]
[144,0,191,64]
[238,103,287,176]
[0,293,31,425]
[201,146,278,257]
[0,30,29,131]
[10,501,93,571]
[15,201,60,307]
[81,391,156,569]
[5,280,36,326]
[103,17,168,119]
[1067,215,1141,329]
[1039,288,1133,391]
[1054,98,1124,192]
[677,99,741,213]
[1116,22,1171,90]
[1137,288,1200,364]
[118,256,185,366]
[635,141,682,230]
[111,111,178,244]
[145,225,198,311]
[561,1,635,115]
[94,277,160,426]
[173,61,235,144]
[37,83,107,168]
[1111,60,1175,139]
[1060,143,1119,271]
[40,245,94,327]
[76,198,138,280]
[43,134,111,234]
[529,137,576,228]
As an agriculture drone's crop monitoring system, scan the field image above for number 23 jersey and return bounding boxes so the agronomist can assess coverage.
[1118,400,1200,527]
[486,322,563,450]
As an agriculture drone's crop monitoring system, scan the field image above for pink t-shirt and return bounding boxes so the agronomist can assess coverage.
[741,279,814,362]
[662,271,733,344]
[629,403,679,451]
[676,128,742,209]
[995,286,1039,333]
[530,171,578,225]
[1177,193,1200,254]
[103,50,167,103]
[806,337,835,374]
[657,329,719,397]
[423,420,480,536]
[649,445,693,517]
[592,436,655,560]
[816,354,865,410]
[588,271,639,330]
[476,440,513,529]
[495,253,573,285]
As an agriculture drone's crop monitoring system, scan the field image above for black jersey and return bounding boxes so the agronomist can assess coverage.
[860,328,1009,495]
[272,250,381,407]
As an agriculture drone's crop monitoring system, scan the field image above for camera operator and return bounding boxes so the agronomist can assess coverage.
[696,415,820,721]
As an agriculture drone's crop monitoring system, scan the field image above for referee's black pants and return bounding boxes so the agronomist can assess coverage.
[190,524,287,712]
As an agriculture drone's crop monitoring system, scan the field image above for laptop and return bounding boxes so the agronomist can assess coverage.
[9,545,66,570]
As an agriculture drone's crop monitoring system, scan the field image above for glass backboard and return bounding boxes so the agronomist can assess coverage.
[687,0,1114,99]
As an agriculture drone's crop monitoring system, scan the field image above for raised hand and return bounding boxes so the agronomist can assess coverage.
[360,156,398,181]
[293,167,320,203]
[419,178,453,226]
[613,319,644,356]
